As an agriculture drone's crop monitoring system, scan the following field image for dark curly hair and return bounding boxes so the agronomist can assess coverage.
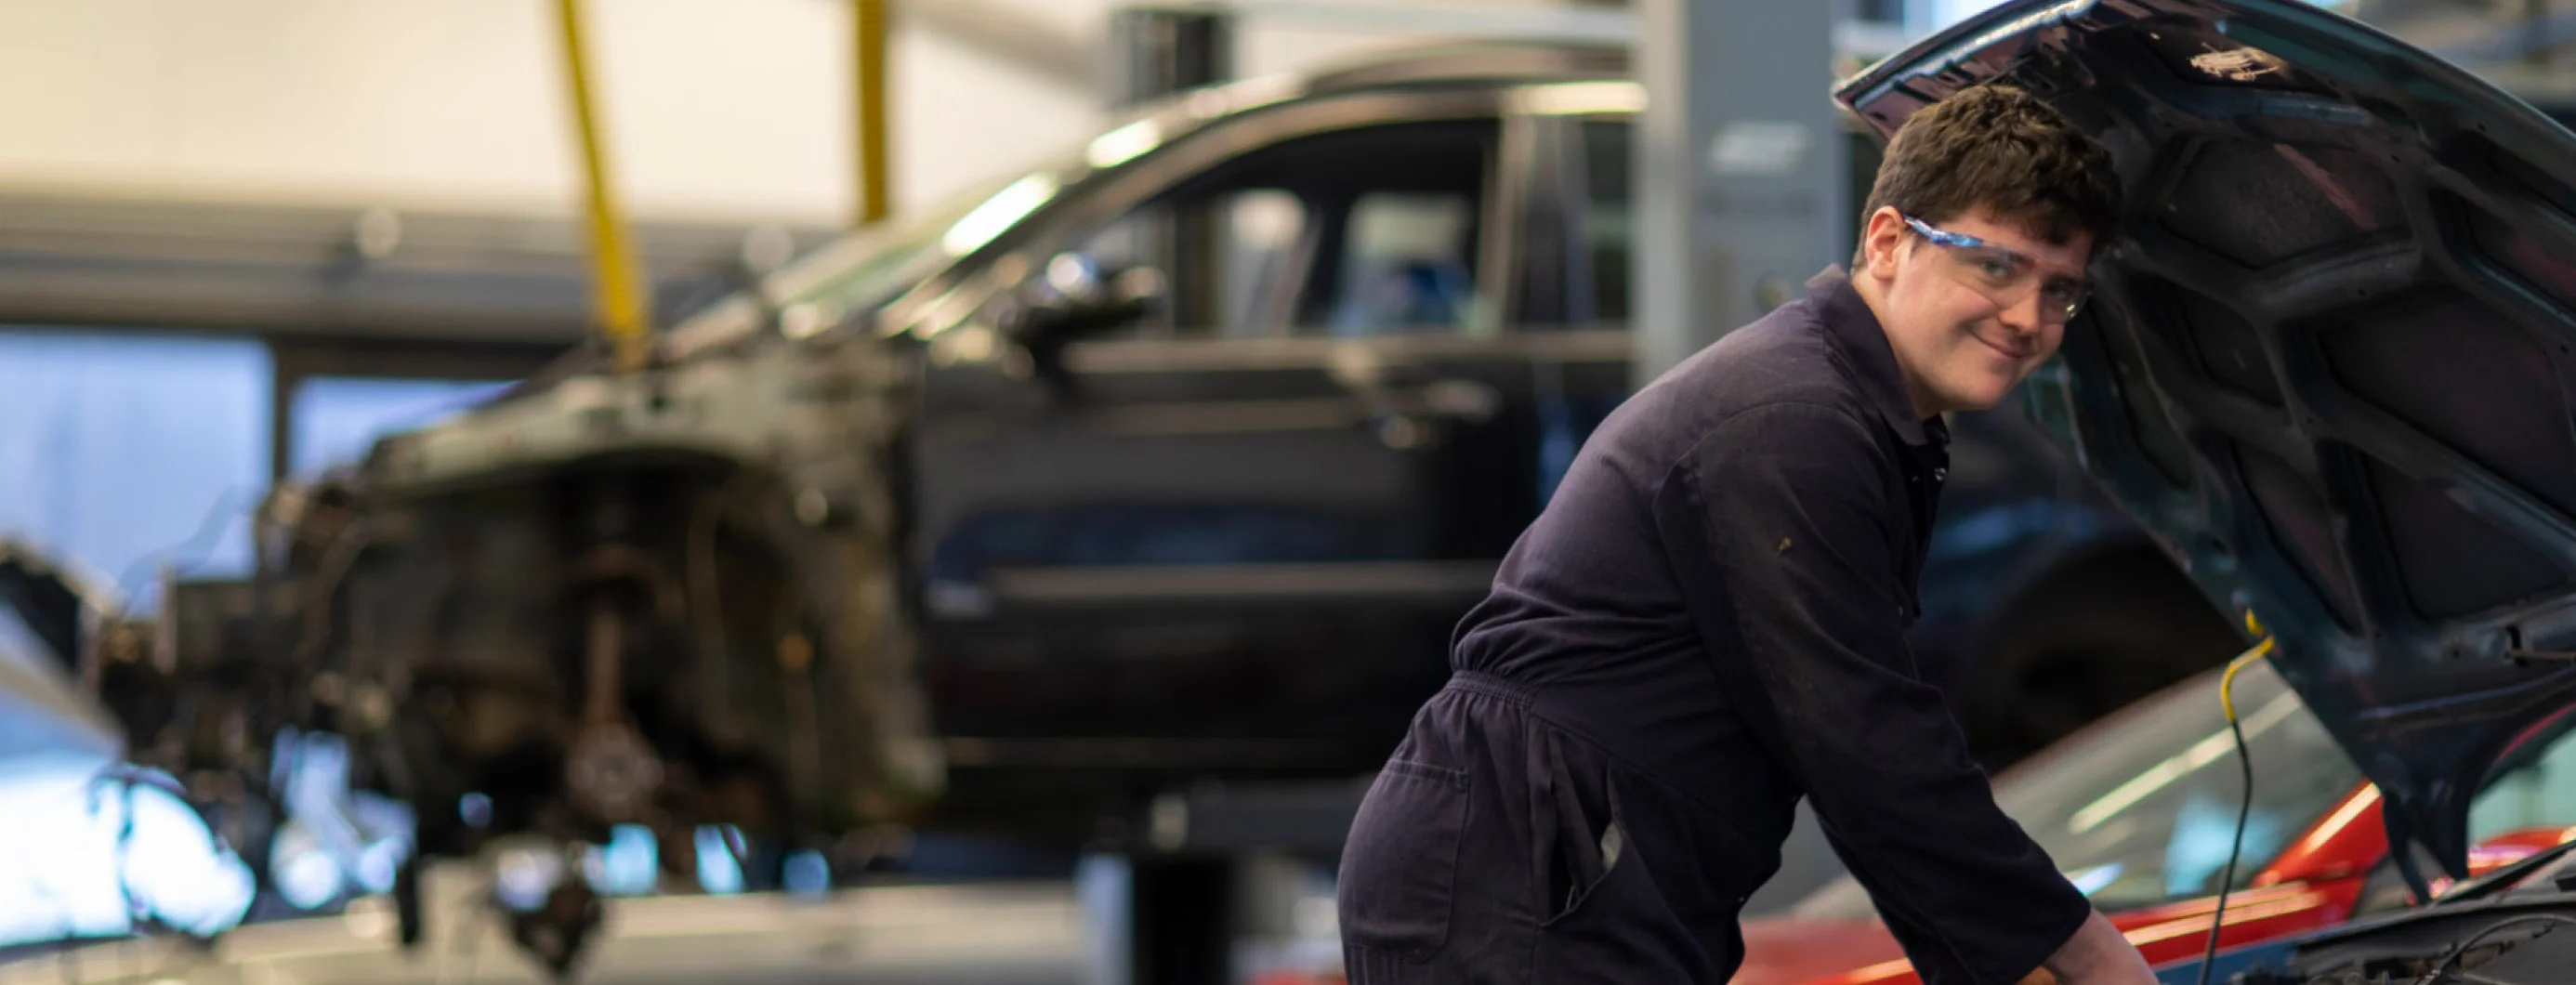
[1856,84,2122,262]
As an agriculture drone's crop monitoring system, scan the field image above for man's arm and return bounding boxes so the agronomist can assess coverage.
[2033,912,2157,985]
[1653,403,2149,985]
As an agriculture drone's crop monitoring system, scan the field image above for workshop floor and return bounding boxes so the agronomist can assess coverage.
[4,873,1090,985]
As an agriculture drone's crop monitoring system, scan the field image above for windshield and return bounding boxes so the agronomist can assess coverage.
[673,72,1320,350]
[656,72,1323,361]
[775,164,1079,315]
[651,152,1092,361]
[1793,661,2366,918]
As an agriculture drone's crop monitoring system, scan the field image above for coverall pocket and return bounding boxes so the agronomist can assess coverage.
[1539,771,1626,927]
[1338,758,1470,959]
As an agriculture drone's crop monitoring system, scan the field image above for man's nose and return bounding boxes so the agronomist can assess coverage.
[1996,285,2046,333]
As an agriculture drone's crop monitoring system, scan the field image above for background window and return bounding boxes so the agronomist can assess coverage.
[0,331,270,610]
[288,376,513,478]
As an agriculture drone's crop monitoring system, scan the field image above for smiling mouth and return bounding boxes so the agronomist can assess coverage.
[1972,333,2031,361]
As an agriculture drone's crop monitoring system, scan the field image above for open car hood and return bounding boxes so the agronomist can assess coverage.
[1836,0,2576,879]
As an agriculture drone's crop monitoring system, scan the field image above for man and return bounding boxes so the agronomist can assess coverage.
[1335,85,2158,985]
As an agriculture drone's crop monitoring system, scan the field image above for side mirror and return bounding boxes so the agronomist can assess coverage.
[1005,253,1166,349]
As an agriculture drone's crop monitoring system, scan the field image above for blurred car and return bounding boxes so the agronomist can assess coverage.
[1733,660,2576,985]
[0,539,120,765]
[136,27,2241,922]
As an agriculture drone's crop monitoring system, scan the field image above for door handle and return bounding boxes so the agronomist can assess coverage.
[1363,378,1502,451]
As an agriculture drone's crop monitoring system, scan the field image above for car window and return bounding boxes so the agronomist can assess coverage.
[1557,119,1883,328]
[1575,119,1631,327]
[1321,191,1480,335]
[1075,189,1308,339]
[1057,119,1499,340]
[1793,662,2365,918]
[2344,715,2576,915]
[2468,718,2576,842]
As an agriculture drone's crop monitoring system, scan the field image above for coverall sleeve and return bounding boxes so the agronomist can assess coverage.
[1652,401,2095,985]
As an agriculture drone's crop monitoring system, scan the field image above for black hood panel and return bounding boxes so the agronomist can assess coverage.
[1837,0,2576,876]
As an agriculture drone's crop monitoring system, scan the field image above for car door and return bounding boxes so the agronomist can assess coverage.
[907,87,1574,769]
[1503,84,1650,500]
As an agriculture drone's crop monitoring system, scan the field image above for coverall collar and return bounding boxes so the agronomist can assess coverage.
[1807,265,1950,449]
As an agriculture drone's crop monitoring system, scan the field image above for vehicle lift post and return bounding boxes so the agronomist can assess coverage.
[1631,0,1853,380]
[1084,781,1371,985]
[1089,12,1274,985]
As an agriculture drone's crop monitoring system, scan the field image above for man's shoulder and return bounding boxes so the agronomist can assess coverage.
[1610,299,1874,450]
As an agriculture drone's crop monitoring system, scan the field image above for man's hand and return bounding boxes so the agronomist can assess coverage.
[2034,910,2155,985]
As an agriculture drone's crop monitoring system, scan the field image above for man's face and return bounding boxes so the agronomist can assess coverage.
[1858,205,2093,417]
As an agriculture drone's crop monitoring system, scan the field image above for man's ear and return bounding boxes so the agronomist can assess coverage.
[1860,207,1909,280]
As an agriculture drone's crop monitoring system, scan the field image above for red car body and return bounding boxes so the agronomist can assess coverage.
[1735,783,2387,985]
[1738,761,2574,985]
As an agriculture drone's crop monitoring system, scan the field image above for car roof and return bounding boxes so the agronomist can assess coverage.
[1296,40,1628,96]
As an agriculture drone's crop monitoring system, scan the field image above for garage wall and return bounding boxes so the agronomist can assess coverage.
[0,0,1120,222]
[0,0,1549,227]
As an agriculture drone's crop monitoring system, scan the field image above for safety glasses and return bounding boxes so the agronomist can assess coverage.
[1901,215,2091,325]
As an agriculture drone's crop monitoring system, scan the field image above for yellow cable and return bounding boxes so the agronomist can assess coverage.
[2219,611,2277,725]
[555,0,655,374]
[854,0,890,227]
[2198,610,2275,985]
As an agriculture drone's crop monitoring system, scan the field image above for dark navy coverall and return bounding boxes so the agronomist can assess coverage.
[1336,268,2094,984]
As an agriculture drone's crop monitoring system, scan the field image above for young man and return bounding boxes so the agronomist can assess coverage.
[1335,85,2157,985]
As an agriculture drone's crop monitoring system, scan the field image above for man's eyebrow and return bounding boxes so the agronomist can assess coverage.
[2014,248,2091,284]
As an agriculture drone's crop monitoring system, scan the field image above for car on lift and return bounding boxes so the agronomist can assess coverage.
[690,35,2232,816]
[121,19,2258,972]
[142,27,2244,873]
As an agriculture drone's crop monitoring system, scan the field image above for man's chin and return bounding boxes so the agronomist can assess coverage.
[1937,380,2014,414]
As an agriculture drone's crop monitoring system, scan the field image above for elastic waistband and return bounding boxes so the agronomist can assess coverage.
[1444,669,1536,706]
